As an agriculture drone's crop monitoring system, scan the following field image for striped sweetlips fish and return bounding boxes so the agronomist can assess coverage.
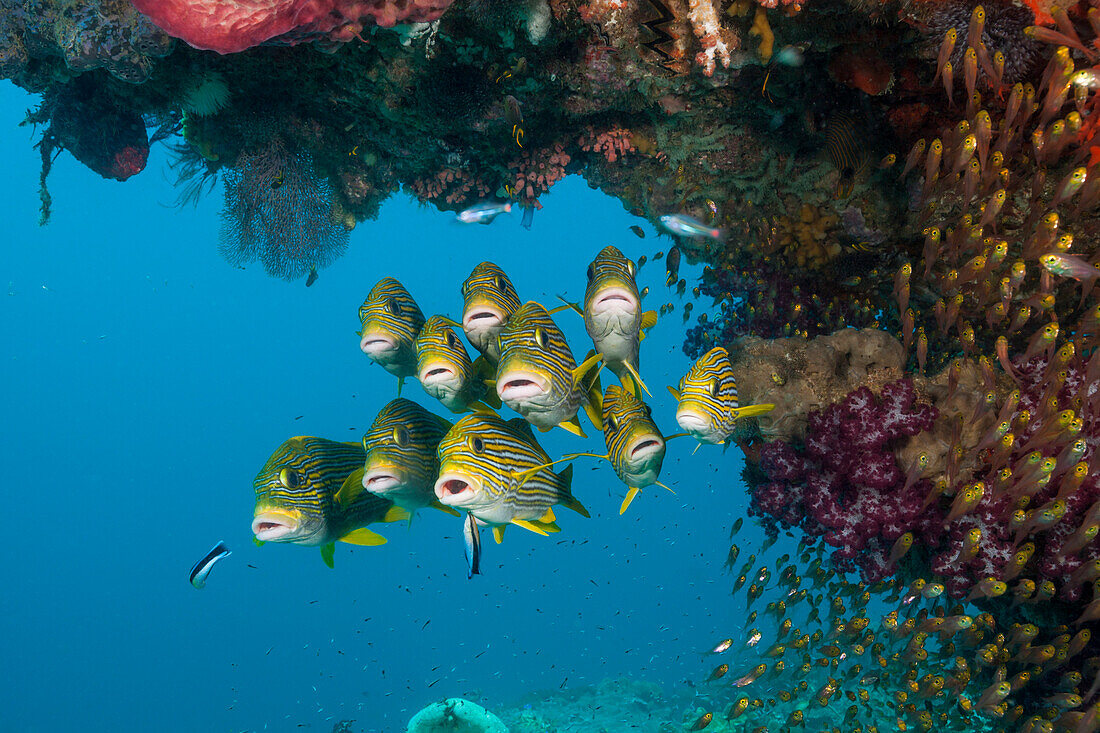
[338,398,457,516]
[495,301,603,437]
[581,245,657,397]
[414,315,500,415]
[460,261,522,364]
[434,413,589,543]
[568,385,677,515]
[670,346,775,444]
[251,436,409,567]
[358,277,425,392]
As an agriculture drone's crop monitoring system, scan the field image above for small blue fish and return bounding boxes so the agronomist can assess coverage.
[463,512,481,579]
[658,214,722,241]
[189,541,231,590]
[457,202,513,224]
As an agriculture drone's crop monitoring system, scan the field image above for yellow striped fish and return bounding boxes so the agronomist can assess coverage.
[358,277,426,392]
[580,246,658,398]
[414,316,500,414]
[568,385,676,514]
[495,301,603,437]
[670,346,775,444]
[461,262,522,363]
[252,436,409,567]
[825,111,867,199]
[434,413,589,542]
[335,398,456,518]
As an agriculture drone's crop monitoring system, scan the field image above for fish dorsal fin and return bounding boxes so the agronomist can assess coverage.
[620,487,642,515]
[558,413,587,438]
[335,467,366,506]
[493,525,506,544]
[667,385,682,401]
[733,403,777,419]
[640,310,658,333]
[382,505,412,523]
[511,518,560,535]
[339,527,388,546]
[572,350,603,388]
[620,360,651,398]
[431,499,461,516]
[321,542,336,568]
[507,417,537,441]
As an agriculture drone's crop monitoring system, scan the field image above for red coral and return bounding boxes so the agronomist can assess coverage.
[751,380,940,581]
[130,0,455,54]
[510,144,572,205]
[579,125,634,163]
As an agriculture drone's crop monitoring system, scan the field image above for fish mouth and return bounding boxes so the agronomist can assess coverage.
[360,331,397,358]
[362,469,402,494]
[497,370,549,401]
[251,510,301,542]
[675,409,712,435]
[629,435,665,460]
[463,306,504,333]
[593,287,638,315]
[419,362,457,386]
[435,473,480,505]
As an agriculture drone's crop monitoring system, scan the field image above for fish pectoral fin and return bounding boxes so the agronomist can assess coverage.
[338,528,387,546]
[492,525,506,544]
[558,414,587,438]
[540,507,556,522]
[383,505,412,523]
[655,480,676,494]
[320,542,336,568]
[335,467,366,506]
[571,350,604,388]
[667,385,682,401]
[733,403,776,419]
[619,487,641,515]
[620,360,652,399]
[431,499,461,517]
[511,518,559,535]
[640,310,659,333]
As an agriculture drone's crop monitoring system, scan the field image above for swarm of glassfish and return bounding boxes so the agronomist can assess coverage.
[683,526,1100,732]
[252,247,775,570]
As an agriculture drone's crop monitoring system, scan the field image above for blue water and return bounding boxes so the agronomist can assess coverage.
[0,81,778,732]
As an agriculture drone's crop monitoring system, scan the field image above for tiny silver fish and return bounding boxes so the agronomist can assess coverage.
[457,202,513,225]
[658,214,722,240]
[190,541,231,589]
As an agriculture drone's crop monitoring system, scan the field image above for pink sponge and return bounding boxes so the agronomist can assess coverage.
[130,0,455,54]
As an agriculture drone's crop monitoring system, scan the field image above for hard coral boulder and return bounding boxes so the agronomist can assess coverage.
[407,698,508,733]
[130,0,456,54]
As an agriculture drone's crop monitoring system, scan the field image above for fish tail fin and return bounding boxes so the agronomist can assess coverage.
[619,486,641,515]
[557,464,590,518]
[733,403,776,420]
[335,467,366,506]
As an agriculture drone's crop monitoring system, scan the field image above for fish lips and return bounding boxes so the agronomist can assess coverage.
[496,369,549,403]
[359,329,398,359]
[361,468,405,495]
[251,509,302,543]
[434,472,481,506]
[591,286,639,316]
[418,360,461,388]
[627,434,665,462]
[462,305,505,335]
[675,407,717,441]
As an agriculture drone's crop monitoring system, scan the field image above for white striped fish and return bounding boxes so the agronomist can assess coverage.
[434,413,588,543]
[335,398,457,519]
[495,301,603,437]
[358,277,426,393]
[415,315,499,414]
[252,436,409,567]
[669,346,775,445]
[461,262,521,364]
[580,246,657,397]
[567,385,676,515]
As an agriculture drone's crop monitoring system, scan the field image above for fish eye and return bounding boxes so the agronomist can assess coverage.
[534,327,548,347]
[471,436,485,453]
[445,330,459,348]
[709,379,720,397]
[586,263,595,282]
[384,297,400,315]
[494,275,506,290]
[278,468,302,489]
[393,427,409,447]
